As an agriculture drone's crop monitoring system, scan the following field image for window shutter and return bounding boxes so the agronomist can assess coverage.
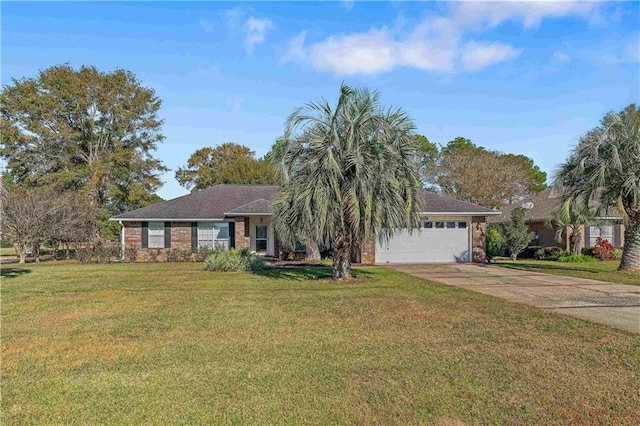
[164,222,171,248]
[141,222,149,248]
[585,226,591,247]
[244,217,250,237]
[191,222,198,250]
[229,222,236,249]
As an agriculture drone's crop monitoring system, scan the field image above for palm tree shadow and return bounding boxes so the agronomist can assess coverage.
[0,268,32,279]
[255,266,373,281]
[501,263,614,274]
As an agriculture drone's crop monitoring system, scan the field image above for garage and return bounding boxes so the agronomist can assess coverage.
[375,218,471,263]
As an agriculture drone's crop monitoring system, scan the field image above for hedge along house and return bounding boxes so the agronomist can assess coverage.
[111,184,499,263]
[489,187,626,251]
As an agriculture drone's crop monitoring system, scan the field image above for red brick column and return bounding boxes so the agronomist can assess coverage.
[360,236,376,265]
[234,217,250,249]
[472,217,487,264]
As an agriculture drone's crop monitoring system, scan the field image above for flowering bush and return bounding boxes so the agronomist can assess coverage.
[593,237,616,261]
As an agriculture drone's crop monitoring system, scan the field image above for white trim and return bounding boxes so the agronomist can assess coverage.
[119,221,124,262]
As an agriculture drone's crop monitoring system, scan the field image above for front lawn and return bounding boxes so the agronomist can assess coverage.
[496,259,640,286]
[2,262,639,424]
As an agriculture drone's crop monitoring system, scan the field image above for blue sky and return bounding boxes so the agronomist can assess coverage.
[2,1,639,200]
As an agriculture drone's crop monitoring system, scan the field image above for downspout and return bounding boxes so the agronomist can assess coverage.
[119,221,125,262]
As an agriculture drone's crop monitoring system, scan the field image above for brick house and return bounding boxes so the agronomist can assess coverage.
[111,184,498,263]
[489,187,626,251]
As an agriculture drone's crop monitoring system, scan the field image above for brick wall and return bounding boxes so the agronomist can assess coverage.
[471,217,487,264]
[234,217,250,249]
[360,236,375,265]
[123,221,194,262]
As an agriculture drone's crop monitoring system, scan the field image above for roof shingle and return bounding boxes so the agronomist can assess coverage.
[113,185,497,220]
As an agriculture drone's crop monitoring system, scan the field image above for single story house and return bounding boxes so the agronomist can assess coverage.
[489,187,625,250]
[111,184,499,264]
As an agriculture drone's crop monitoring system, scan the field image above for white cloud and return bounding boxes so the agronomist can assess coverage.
[553,51,571,64]
[282,0,607,75]
[199,19,215,33]
[244,17,274,54]
[624,39,640,63]
[452,1,601,29]
[461,41,522,71]
[226,97,243,112]
[280,31,308,64]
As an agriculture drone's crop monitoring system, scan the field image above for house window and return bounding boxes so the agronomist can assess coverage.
[435,222,445,229]
[148,222,165,248]
[446,221,456,229]
[198,222,230,250]
[588,222,614,247]
[458,222,467,229]
[423,221,433,229]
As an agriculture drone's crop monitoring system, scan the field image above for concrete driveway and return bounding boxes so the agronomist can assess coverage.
[390,263,640,334]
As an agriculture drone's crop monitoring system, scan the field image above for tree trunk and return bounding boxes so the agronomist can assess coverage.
[510,253,517,261]
[619,219,640,271]
[569,232,582,255]
[32,243,41,263]
[332,248,352,279]
[65,243,71,260]
[18,249,26,264]
[305,237,321,261]
[332,234,352,280]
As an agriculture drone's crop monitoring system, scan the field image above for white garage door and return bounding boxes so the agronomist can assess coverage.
[375,219,471,263]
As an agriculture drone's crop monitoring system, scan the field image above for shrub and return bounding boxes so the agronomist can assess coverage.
[95,246,119,264]
[166,249,192,262]
[193,246,216,262]
[500,208,530,260]
[582,247,596,257]
[125,245,138,263]
[557,255,596,263]
[593,237,616,261]
[148,249,160,262]
[204,248,267,272]
[485,226,504,262]
[534,247,567,261]
[614,248,623,260]
[76,248,92,265]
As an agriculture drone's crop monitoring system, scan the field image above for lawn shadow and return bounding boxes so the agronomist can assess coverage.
[500,263,607,274]
[255,266,374,282]
[0,267,32,279]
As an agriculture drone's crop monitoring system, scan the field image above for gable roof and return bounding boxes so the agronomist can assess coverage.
[112,185,280,220]
[112,185,497,221]
[488,187,624,223]
[225,198,272,215]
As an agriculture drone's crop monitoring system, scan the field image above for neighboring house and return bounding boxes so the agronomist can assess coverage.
[489,187,625,250]
[111,184,499,264]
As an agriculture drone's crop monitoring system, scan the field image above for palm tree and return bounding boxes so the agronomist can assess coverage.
[554,104,640,270]
[548,199,598,255]
[271,84,423,279]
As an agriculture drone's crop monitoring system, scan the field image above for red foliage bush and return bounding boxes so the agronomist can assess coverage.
[593,237,616,261]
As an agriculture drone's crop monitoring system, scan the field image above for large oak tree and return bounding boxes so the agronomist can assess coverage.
[0,64,167,214]
[436,137,547,208]
[176,143,277,191]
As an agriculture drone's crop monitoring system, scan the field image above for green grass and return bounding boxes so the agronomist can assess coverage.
[2,262,639,424]
[0,246,17,256]
[496,259,640,286]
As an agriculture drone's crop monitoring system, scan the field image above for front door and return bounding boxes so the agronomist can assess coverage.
[256,225,267,253]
